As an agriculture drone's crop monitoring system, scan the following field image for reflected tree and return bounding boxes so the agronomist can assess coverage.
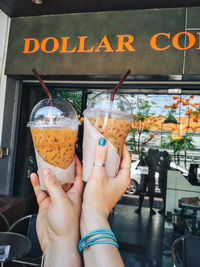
[52,90,82,114]
[163,95,199,167]
[127,96,159,155]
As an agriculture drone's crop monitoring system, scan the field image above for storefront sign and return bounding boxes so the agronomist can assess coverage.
[5,7,200,76]
[21,32,200,54]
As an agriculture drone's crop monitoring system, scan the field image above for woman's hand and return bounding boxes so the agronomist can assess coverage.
[30,155,84,253]
[80,138,130,267]
[82,138,131,219]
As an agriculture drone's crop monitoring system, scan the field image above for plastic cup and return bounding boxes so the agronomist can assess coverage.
[27,98,80,190]
[83,91,133,181]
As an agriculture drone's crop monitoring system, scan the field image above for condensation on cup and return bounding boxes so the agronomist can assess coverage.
[27,98,80,190]
[83,91,133,181]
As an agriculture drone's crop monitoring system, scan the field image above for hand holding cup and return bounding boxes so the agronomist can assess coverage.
[30,155,83,253]
[82,137,131,219]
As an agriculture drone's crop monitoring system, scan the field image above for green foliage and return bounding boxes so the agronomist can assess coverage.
[128,97,158,154]
[161,134,195,155]
[52,90,82,114]
[161,133,195,166]
[161,136,184,153]
[138,147,147,160]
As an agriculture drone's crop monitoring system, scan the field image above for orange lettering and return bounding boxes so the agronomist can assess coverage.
[116,35,135,51]
[196,32,200,50]
[60,37,76,53]
[150,32,170,51]
[22,38,40,53]
[95,35,114,52]
[77,36,94,52]
[41,37,59,53]
[172,32,195,50]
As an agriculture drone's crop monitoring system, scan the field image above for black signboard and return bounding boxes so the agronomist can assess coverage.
[5,8,200,77]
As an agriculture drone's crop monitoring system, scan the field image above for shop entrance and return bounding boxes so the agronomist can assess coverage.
[13,83,200,214]
[12,82,200,265]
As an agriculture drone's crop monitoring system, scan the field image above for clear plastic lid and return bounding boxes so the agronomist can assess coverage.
[84,91,133,121]
[27,98,80,129]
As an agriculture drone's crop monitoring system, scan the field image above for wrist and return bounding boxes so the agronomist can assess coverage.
[44,239,81,267]
[80,205,110,237]
[44,238,78,255]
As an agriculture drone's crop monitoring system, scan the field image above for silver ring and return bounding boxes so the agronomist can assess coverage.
[93,162,105,167]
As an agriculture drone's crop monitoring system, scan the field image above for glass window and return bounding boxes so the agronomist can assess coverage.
[125,93,200,174]
[14,86,200,216]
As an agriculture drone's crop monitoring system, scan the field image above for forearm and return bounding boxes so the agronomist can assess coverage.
[44,239,82,267]
[80,206,124,267]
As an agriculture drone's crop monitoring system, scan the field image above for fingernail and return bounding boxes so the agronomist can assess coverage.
[43,169,52,178]
[98,137,106,146]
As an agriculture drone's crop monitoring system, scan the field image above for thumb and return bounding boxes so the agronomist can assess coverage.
[42,169,66,206]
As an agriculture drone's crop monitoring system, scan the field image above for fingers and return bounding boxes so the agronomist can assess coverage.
[75,155,82,180]
[90,137,108,178]
[69,155,84,196]
[30,173,48,205]
[42,169,66,206]
[120,145,131,170]
[116,145,131,186]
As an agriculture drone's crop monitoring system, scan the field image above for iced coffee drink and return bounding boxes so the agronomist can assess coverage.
[88,116,131,157]
[31,128,77,169]
[27,98,79,190]
[83,92,133,181]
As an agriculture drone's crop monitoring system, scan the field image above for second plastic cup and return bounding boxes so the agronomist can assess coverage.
[27,98,80,190]
[82,91,133,181]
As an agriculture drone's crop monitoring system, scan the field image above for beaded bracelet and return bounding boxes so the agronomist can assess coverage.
[79,228,119,254]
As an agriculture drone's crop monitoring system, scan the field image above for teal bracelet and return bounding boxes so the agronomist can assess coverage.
[79,228,119,254]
